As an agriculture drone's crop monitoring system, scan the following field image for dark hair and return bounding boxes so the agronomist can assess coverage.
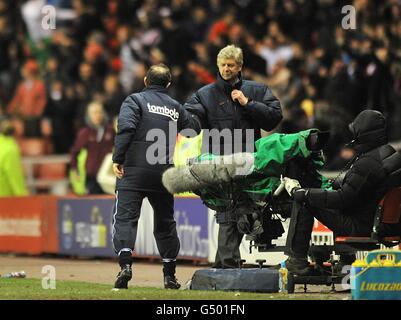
[146,63,171,87]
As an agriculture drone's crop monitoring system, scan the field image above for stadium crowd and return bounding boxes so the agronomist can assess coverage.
[1,0,401,192]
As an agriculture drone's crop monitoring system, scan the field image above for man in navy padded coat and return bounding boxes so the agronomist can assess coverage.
[184,44,283,268]
[112,64,195,289]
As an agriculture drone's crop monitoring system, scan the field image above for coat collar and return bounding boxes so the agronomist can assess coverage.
[142,85,168,93]
[215,72,243,96]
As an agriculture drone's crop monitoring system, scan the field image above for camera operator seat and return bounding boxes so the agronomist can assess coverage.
[334,187,401,252]
[288,187,401,294]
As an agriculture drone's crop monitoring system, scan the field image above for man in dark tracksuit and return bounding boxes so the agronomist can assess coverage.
[184,45,282,268]
[283,110,401,275]
[112,64,194,289]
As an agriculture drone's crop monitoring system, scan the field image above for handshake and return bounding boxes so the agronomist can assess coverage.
[274,175,308,203]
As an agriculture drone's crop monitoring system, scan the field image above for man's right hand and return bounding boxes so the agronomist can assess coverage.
[113,163,124,179]
[231,89,249,106]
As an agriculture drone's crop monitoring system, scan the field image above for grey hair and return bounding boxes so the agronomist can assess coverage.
[85,101,109,128]
[217,45,243,67]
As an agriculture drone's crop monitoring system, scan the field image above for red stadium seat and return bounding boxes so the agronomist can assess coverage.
[18,138,46,156]
[37,163,67,180]
[335,187,401,249]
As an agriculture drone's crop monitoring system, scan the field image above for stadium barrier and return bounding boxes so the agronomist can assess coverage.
[0,196,58,254]
[0,195,209,262]
[58,195,209,261]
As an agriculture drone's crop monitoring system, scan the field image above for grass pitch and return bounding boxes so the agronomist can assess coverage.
[0,278,350,300]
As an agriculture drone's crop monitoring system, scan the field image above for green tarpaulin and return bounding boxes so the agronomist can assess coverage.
[194,129,331,210]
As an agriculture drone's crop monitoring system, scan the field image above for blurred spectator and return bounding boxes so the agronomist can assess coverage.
[71,0,103,51]
[76,62,99,98]
[117,25,145,94]
[185,6,209,43]
[83,33,109,79]
[70,101,115,194]
[158,16,192,68]
[7,59,47,137]
[322,58,358,118]
[74,62,101,124]
[207,9,236,44]
[248,59,291,101]
[238,33,267,75]
[44,79,77,154]
[366,46,395,116]
[191,42,216,74]
[43,56,61,91]
[49,29,79,80]
[102,74,125,119]
[257,22,294,75]
[0,116,28,197]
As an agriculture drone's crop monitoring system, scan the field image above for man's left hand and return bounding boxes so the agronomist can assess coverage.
[113,163,124,179]
[282,177,301,196]
[231,90,249,106]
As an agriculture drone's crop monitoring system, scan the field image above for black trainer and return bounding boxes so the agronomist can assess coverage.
[114,264,132,289]
[285,257,313,276]
[164,275,181,289]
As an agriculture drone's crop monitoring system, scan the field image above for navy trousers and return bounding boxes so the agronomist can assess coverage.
[112,190,180,259]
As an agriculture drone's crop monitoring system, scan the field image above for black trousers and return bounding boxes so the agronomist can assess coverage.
[213,222,244,268]
[112,190,180,260]
[285,202,372,258]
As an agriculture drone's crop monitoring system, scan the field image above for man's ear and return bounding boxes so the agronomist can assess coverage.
[143,77,148,87]
[166,81,171,88]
